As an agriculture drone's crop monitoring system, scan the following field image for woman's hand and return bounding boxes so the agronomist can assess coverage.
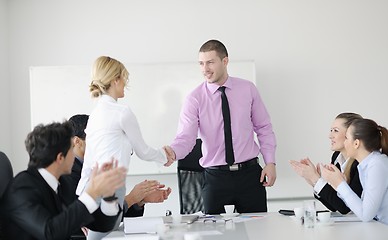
[289,158,320,186]
[320,163,345,190]
[163,146,176,167]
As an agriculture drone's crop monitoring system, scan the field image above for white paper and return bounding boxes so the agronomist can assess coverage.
[105,235,158,240]
[123,217,164,234]
[331,213,361,222]
[332,216,361,222]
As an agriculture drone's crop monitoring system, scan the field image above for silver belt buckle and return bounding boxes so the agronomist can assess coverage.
[229,164,239,171]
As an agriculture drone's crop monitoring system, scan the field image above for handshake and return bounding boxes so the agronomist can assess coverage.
[163,146,176,167]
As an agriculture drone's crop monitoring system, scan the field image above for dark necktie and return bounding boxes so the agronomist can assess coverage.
[56,185,67,210]
[218,86,235,165]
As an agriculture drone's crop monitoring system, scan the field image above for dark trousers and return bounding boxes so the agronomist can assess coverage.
[202,163,267,214]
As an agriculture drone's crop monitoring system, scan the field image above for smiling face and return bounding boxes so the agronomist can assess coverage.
[198,50,228,85]
[329,118,348,152]
[344,125,357,159]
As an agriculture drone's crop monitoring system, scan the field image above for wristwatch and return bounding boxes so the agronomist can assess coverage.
[103,194,118,202]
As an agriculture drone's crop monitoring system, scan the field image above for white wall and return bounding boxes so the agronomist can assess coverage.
[0,0,11,156]
[4,0,388,214]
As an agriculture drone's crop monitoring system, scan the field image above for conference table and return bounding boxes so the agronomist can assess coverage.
[103,212,387,240]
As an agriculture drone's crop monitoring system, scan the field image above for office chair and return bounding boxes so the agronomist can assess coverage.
[177,139,205,214]
[0,151,13,198]
[0,151,13,240]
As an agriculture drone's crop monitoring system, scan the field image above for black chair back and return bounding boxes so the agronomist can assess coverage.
[0,152,13,198]
[177,139,205,214]
[0,151,13,240]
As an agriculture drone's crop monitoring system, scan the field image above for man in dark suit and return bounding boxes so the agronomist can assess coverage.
[1,121,127,240]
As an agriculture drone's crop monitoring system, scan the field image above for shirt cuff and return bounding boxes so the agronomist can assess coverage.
[159,149,168,165]
[336,181,351,199]
[79,193,99,214]
[101,199,120,216]
[313,177,327,195]
[261,151,276,165]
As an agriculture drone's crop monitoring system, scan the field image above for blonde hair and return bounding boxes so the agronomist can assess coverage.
[89,56,129,98]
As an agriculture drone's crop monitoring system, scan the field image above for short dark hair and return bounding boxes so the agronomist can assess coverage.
[69,114,89,139]
[26,121,74,168]
[199,39,228,59]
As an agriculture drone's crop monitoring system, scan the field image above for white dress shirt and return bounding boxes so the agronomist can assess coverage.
[38,168,99,214]
[76,94,167,196]
[337,151,388,224]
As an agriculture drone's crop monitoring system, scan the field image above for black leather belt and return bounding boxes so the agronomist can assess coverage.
[207,158,258,171]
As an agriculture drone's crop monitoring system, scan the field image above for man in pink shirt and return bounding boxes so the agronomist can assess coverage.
[166,39,277,214]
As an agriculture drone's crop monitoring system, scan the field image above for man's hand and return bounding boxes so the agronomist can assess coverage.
[163,146,176,167]
[142,185,172,204]
[86,161,127,200]
[260,163,276,187]
[124,180,160,207]
[81,227,88,237]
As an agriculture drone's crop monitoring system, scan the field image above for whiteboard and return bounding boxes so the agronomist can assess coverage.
[30,61,255,175]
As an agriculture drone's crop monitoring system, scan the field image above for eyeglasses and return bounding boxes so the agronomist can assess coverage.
[203,218,233,224]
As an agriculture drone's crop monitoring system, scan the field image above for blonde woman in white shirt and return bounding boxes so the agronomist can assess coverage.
[321,118,388,224]
[76,56,170,240]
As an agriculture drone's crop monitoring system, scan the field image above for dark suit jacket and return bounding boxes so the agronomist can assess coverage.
[123,202,144,218]
[314,151,363,214]
[1,167,119,240]
[60,158,83,205]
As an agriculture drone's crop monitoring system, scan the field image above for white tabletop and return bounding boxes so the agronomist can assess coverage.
[103,212,387,240]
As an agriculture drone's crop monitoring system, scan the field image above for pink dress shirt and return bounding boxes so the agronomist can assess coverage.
[170,76,276,168]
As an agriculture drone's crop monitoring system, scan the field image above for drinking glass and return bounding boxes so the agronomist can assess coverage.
[303,200,316,228]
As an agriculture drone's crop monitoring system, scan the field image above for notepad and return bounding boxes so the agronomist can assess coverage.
[123,217,164,234]
[330,213,361,222]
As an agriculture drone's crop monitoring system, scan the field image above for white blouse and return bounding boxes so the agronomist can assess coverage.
[76,95,167,195]
[337,151,388,224]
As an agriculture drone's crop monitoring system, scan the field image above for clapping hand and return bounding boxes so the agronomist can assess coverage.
[289,158,320,186]
[142,184,172,204]
[86,160,127,200]
[125,180,172,207]
[320,163,345,190]
[125,180,160,206]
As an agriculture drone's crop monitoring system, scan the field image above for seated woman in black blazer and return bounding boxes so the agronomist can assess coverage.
[289,112,363,214]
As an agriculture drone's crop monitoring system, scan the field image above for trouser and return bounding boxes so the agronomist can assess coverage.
[202,163,267,214]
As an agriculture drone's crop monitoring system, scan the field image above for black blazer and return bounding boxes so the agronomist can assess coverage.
[60,158,83,205]
[314,151,363,214]
[1,167,119,240]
